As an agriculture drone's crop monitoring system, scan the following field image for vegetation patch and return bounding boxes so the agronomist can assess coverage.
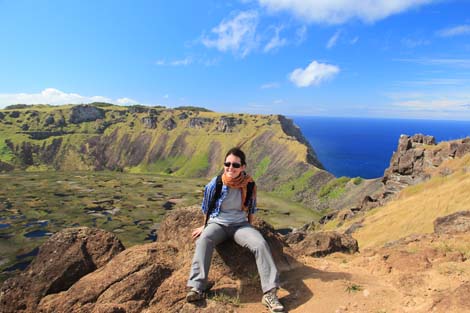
[253,156,270,180]
[318,176,350,200]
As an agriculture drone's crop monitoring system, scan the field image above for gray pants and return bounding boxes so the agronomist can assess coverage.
[187,221,279,293]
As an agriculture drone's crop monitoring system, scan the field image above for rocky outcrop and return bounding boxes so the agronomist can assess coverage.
[382,134,470,199]
[142,116,157,129]
[189,117,213,128]
[0,227,124,313]
[44,115,54,126]
[288,231,359,257]
[69,105,105,124]
[1,208,298,313]
[434,211,470,234]
[216,116,244,132]
[9,111,20,118]
[163,118,177,130]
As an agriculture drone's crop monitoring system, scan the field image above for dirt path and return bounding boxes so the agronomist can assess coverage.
[236,255,421,313]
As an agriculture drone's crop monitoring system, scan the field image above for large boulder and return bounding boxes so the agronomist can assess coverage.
[38,243,174,313]
[0,227,124,313]
[434,211,470,234]
[289,231,359,257]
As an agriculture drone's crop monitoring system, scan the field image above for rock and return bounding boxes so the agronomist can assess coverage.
[434,211,470,234]
[178,112,188,120]
[189,117,213,128]
[21,124,29,131]
[141,117,157,129]
[9,111,20,118]
[284,231,306,245]
[37,244,174,313]
[290,231,359,257]
[380,134,470,205]
[163,118,177,130]
[216,116,243,132]
[69,105,105,124]
[44,115,55,126]
[0,227,124,313]
[0,112,4,120]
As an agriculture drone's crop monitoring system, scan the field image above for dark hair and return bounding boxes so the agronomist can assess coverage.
[225,147,246,166]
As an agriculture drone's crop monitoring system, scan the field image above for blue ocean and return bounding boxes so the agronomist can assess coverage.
[292,116,470,179]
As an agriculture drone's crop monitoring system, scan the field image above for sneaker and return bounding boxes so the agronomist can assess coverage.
[262,289,284,312]
[186,287,205,302]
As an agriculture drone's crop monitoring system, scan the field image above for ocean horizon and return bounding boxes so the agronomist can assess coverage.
[291,116,470,179]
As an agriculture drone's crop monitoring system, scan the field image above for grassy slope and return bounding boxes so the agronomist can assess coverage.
[332,154,470,249]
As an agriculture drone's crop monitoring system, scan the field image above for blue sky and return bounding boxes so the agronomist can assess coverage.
[1,0,470,119]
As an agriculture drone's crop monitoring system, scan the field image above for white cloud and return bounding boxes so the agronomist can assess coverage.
[289,60,340,87]
[155,57,192,66]
[273,99,284,104]
[202,11,259,57]
[0,88,144,108]
[350,36,359,44]
[163,94,169,99]
[116,97,139,105]
[258,0,435,24]
[326,30,341,49]
[264,26,288,52]
[386,89,470,119]
[260,82,280,89]
[437,24,470,37]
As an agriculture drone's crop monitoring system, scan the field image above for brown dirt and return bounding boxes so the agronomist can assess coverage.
[234,233,470,313]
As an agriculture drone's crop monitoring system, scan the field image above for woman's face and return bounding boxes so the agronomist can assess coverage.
[224,154,246,178]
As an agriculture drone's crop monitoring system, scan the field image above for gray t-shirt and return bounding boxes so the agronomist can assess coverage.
[210,187,247,225]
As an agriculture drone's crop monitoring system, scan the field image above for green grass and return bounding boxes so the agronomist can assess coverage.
[253,156,270,180]
[318,176,350,200]
[0,139,15,163]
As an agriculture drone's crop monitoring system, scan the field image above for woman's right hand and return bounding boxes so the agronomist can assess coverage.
[191,226,204,240]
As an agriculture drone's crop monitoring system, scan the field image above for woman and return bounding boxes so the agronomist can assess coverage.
[186,147,284,313]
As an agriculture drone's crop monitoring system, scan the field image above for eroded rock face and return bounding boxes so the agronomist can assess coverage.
[289,231,359,257]
[163,118,177,130]
[142,116,157,129]
[216,116,243,132]
[0,227,124,313]
[189,117,213,128]
[69,105,105,124]
[382,134,470,197]
[434,211,470,234]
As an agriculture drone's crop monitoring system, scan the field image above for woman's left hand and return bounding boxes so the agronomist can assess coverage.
[191,226,204,240]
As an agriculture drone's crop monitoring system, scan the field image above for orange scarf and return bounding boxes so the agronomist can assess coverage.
[221,172,256,212]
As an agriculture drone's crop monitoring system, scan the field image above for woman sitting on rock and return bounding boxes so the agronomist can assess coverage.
[186,147,284,313]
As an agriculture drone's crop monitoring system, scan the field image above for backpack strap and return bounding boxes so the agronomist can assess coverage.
[244,181,255,208]
[204,175,223,226]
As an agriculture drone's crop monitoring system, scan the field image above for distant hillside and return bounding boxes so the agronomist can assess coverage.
[0,103,333,207]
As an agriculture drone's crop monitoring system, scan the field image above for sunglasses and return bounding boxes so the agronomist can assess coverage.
[224,162,242,168]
